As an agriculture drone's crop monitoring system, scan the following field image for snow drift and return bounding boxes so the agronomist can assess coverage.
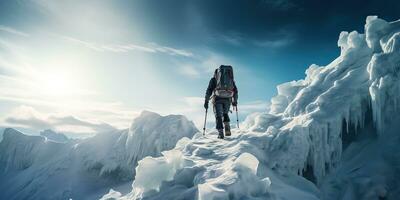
[105,16,400,200]
[0,111,198,200]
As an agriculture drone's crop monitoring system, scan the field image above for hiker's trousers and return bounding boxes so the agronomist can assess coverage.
[213,98,231,130]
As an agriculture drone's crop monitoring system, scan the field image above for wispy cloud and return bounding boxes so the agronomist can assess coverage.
[0,25,30,37]
[200,51,235,72]
[63,36,194,57]
[239,101,270,114]
[183,97,204,108]
[179,65,201,78]
[215,29,295,48]
[3,106,118,137]
[172,50,236,80]
[150,43,194,57]
[0,93,138,130]
[254,37,294,48]
[260,0,297,10]
[217,32,243,46]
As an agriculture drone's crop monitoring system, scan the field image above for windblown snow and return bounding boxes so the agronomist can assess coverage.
[0,111,198,200]
[102,16,400,200]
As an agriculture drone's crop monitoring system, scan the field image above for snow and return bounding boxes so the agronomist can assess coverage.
[101,189,123,200]
[125,111,198,170]
[198,153,271,200]
[131,150,187,196]
[233,152,259,174]
[0,111,198,200]
[40,129,69,143]
[104,16,400,200]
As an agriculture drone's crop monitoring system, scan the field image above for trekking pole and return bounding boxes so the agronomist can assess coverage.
[235,106,240,129]
[203,108,208,136]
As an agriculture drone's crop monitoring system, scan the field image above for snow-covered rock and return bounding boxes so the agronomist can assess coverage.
[0,111,198,200]
[107,16,400,200]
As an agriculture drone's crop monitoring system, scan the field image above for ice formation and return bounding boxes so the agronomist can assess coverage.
[0,111,197,200]
[106,16,400,200]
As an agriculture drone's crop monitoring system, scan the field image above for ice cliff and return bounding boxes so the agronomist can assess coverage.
[105,16,400,200]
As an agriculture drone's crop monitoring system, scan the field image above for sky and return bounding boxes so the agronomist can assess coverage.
[0,0,399,137]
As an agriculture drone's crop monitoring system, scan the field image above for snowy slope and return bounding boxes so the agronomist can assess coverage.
[0,111,198,200]
[104,16,400,200]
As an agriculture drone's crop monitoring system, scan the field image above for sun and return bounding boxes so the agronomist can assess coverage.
[36,68,77,97]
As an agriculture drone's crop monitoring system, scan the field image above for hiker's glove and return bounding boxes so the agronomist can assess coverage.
[204,101,209,109]
[232,101,237,107]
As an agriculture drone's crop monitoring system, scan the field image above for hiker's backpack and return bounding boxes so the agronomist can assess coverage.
[214,65,235,98]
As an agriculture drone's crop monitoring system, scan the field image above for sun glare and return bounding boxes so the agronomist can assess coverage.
[35,69,77,97]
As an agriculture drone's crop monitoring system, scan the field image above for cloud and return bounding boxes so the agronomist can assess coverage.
[260,0,297,10]
[216,32,243,46]
[150,43,194,57]
[3,105,118,136]
[215,30,295,48]
[238,101,270,114]
[0,25,30,37]
[200,52,234,72]
[63,36,193,57]
[254,37,294,48]
[173,51,236,80]
[0,93,138,130]
[179,65,201,77]
[174,96,207,129]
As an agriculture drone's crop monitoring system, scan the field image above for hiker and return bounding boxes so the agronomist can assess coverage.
[204,65,238,139]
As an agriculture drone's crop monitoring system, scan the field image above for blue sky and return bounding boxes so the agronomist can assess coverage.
[0,0,399,137]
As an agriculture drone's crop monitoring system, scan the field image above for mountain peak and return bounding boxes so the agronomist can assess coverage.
[40,129,69,143]
[3,128,24,140]
[138,110,161,118]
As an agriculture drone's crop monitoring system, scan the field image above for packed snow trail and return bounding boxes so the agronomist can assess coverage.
[104,129,320,200]
[105,16,400,200]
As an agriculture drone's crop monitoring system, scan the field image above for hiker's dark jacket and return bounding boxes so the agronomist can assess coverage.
[205,77,238,104]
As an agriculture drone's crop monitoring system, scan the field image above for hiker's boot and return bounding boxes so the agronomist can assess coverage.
[224,122,231,136]
[217,129,224,139]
